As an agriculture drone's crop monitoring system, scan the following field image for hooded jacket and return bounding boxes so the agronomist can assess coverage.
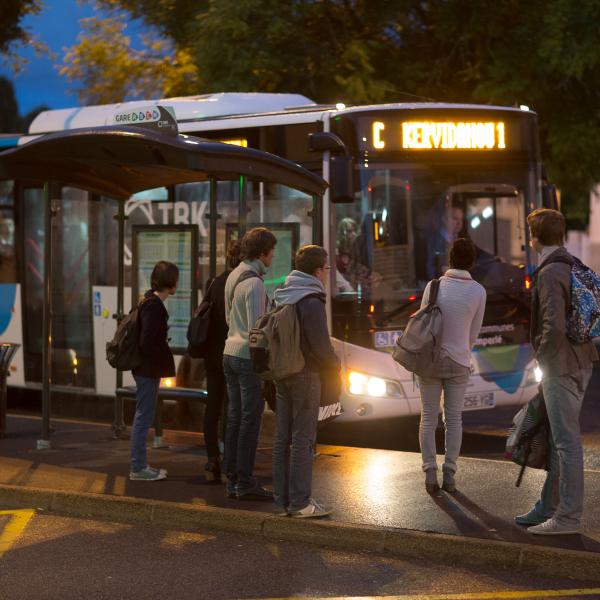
[274,270,339,373]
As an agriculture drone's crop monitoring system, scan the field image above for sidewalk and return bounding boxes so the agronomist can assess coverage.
[3,413,600,578]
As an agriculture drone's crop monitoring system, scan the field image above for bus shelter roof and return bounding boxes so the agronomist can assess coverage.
[0,126,327,198]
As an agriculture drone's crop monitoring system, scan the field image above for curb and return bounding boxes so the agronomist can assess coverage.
[2,483,600,582]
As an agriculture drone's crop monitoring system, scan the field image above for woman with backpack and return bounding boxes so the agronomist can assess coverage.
[201,241,241,481]
[130,260,179,481]
[417,238,486,493]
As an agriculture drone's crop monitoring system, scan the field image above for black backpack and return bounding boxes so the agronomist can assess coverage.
[187,270,259,358]
[106,298,149,371]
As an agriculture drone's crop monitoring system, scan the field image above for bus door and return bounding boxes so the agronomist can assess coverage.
[447,183,531,347]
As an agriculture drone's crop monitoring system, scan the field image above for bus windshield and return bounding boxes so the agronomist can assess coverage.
[333,161,532,334]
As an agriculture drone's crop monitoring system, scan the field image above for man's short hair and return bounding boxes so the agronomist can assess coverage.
[448,238,476,270]
[295,245,328,275]
[527,208,565,246]
[240,227,277,260]
[151,261,179,291]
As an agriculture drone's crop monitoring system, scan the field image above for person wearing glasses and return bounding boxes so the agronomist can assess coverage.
[271,245,340,518]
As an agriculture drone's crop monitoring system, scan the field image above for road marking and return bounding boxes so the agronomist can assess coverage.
[253,590,600,600]
[0,509,35,559]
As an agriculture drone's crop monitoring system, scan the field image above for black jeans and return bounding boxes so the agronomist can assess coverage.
[205,356,227,459]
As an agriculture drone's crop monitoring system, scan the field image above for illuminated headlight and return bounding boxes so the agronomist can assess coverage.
[347,371,402,398]
[534,366,543,383]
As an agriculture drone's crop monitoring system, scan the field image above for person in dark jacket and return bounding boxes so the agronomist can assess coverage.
[515,209,598,534]
[130,260,178,481]
[202,241,241,481]
[272,245,340,518]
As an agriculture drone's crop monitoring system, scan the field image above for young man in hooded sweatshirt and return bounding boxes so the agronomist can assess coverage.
[272,245,340,518]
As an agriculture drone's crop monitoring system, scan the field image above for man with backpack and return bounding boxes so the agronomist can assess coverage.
[270,245,340,517]
[515,208,598,534]
[223,227,277,500]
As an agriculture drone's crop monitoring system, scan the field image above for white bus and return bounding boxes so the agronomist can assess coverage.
[1,93,547,422]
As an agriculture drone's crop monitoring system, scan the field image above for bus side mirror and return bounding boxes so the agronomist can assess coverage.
[542,183,559,210]
[308,132,354,203]
[330,155,354,203]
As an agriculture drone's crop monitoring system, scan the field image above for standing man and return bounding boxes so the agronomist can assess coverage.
[272,245,340,517]
[223,227,277,500]
[516,208,597,534]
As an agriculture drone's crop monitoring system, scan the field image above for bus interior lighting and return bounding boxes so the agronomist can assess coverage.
[471,216,481,229]
[520,105,530,111]
[335,103,347,111]
[482,206,494,219]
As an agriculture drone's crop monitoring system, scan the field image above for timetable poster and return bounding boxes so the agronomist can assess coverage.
[135,229,195,351]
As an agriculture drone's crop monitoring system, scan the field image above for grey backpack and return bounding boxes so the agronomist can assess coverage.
[392,279,443,376]
[249,302,307,381]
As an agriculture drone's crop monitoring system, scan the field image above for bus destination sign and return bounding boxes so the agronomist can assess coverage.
[370,120,508,151]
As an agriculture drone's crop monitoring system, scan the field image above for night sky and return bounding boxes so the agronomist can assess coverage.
[1,0,147,115]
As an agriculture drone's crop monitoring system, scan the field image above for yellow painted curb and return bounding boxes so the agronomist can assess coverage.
[0,509,35,558]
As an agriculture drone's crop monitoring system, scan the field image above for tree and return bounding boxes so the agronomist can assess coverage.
[59,12,199,104]
[0,0,44,71]
[66,0,600,225]
[0,76,21,132]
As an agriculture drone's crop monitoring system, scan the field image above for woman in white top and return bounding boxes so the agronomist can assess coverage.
[418,238,486,493]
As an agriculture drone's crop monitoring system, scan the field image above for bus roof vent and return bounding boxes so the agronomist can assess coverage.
[28,93,318,134]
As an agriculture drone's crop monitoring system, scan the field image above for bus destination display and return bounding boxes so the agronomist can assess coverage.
[365,117,521,152]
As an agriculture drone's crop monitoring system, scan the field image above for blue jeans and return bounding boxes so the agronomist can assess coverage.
[223,355,264,490]
[534,367,592,527]
[273,369,321,512]
[131,375,159,472]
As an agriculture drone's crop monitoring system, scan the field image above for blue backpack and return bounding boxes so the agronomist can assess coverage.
[541,255,600,343]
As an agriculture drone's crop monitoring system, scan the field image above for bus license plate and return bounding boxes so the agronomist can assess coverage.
[463,392,495,411]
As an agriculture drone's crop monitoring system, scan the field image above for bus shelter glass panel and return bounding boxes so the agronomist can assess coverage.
[247,183,313,295]
[52,187,94,387]
[0,180,16,282]
[175,180,240,293]
[332,163,532,346]
[22,187,45,379]
[21,186,94,387]
[123,187,169,286]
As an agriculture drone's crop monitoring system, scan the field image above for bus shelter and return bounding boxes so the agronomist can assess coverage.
[0,126,327,448]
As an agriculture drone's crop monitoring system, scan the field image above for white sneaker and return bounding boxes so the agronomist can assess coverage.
[129,466,167,481]
[527,518,580,535]
[290,498,332,519]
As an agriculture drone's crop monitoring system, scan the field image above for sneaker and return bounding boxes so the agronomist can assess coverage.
[514,509,546,527]
[527,518,580,535]
[129,466,167,481]
[274,506,290,516]
[290,498,332,519]
[204,457,221,482]
[225,480,237,499]
[237,485,274,501]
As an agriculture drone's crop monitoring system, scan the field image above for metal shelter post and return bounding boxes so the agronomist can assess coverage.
[209,178,217,280]
[112,197,127,438]
[239,175,247,237]
[37,182,54,449]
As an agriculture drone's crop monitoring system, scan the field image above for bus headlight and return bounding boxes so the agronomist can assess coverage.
[347,371,402,398]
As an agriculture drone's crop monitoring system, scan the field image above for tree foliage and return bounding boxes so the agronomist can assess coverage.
[0,0,47,73]
[59,12,199,104]
[66,0,600,225]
